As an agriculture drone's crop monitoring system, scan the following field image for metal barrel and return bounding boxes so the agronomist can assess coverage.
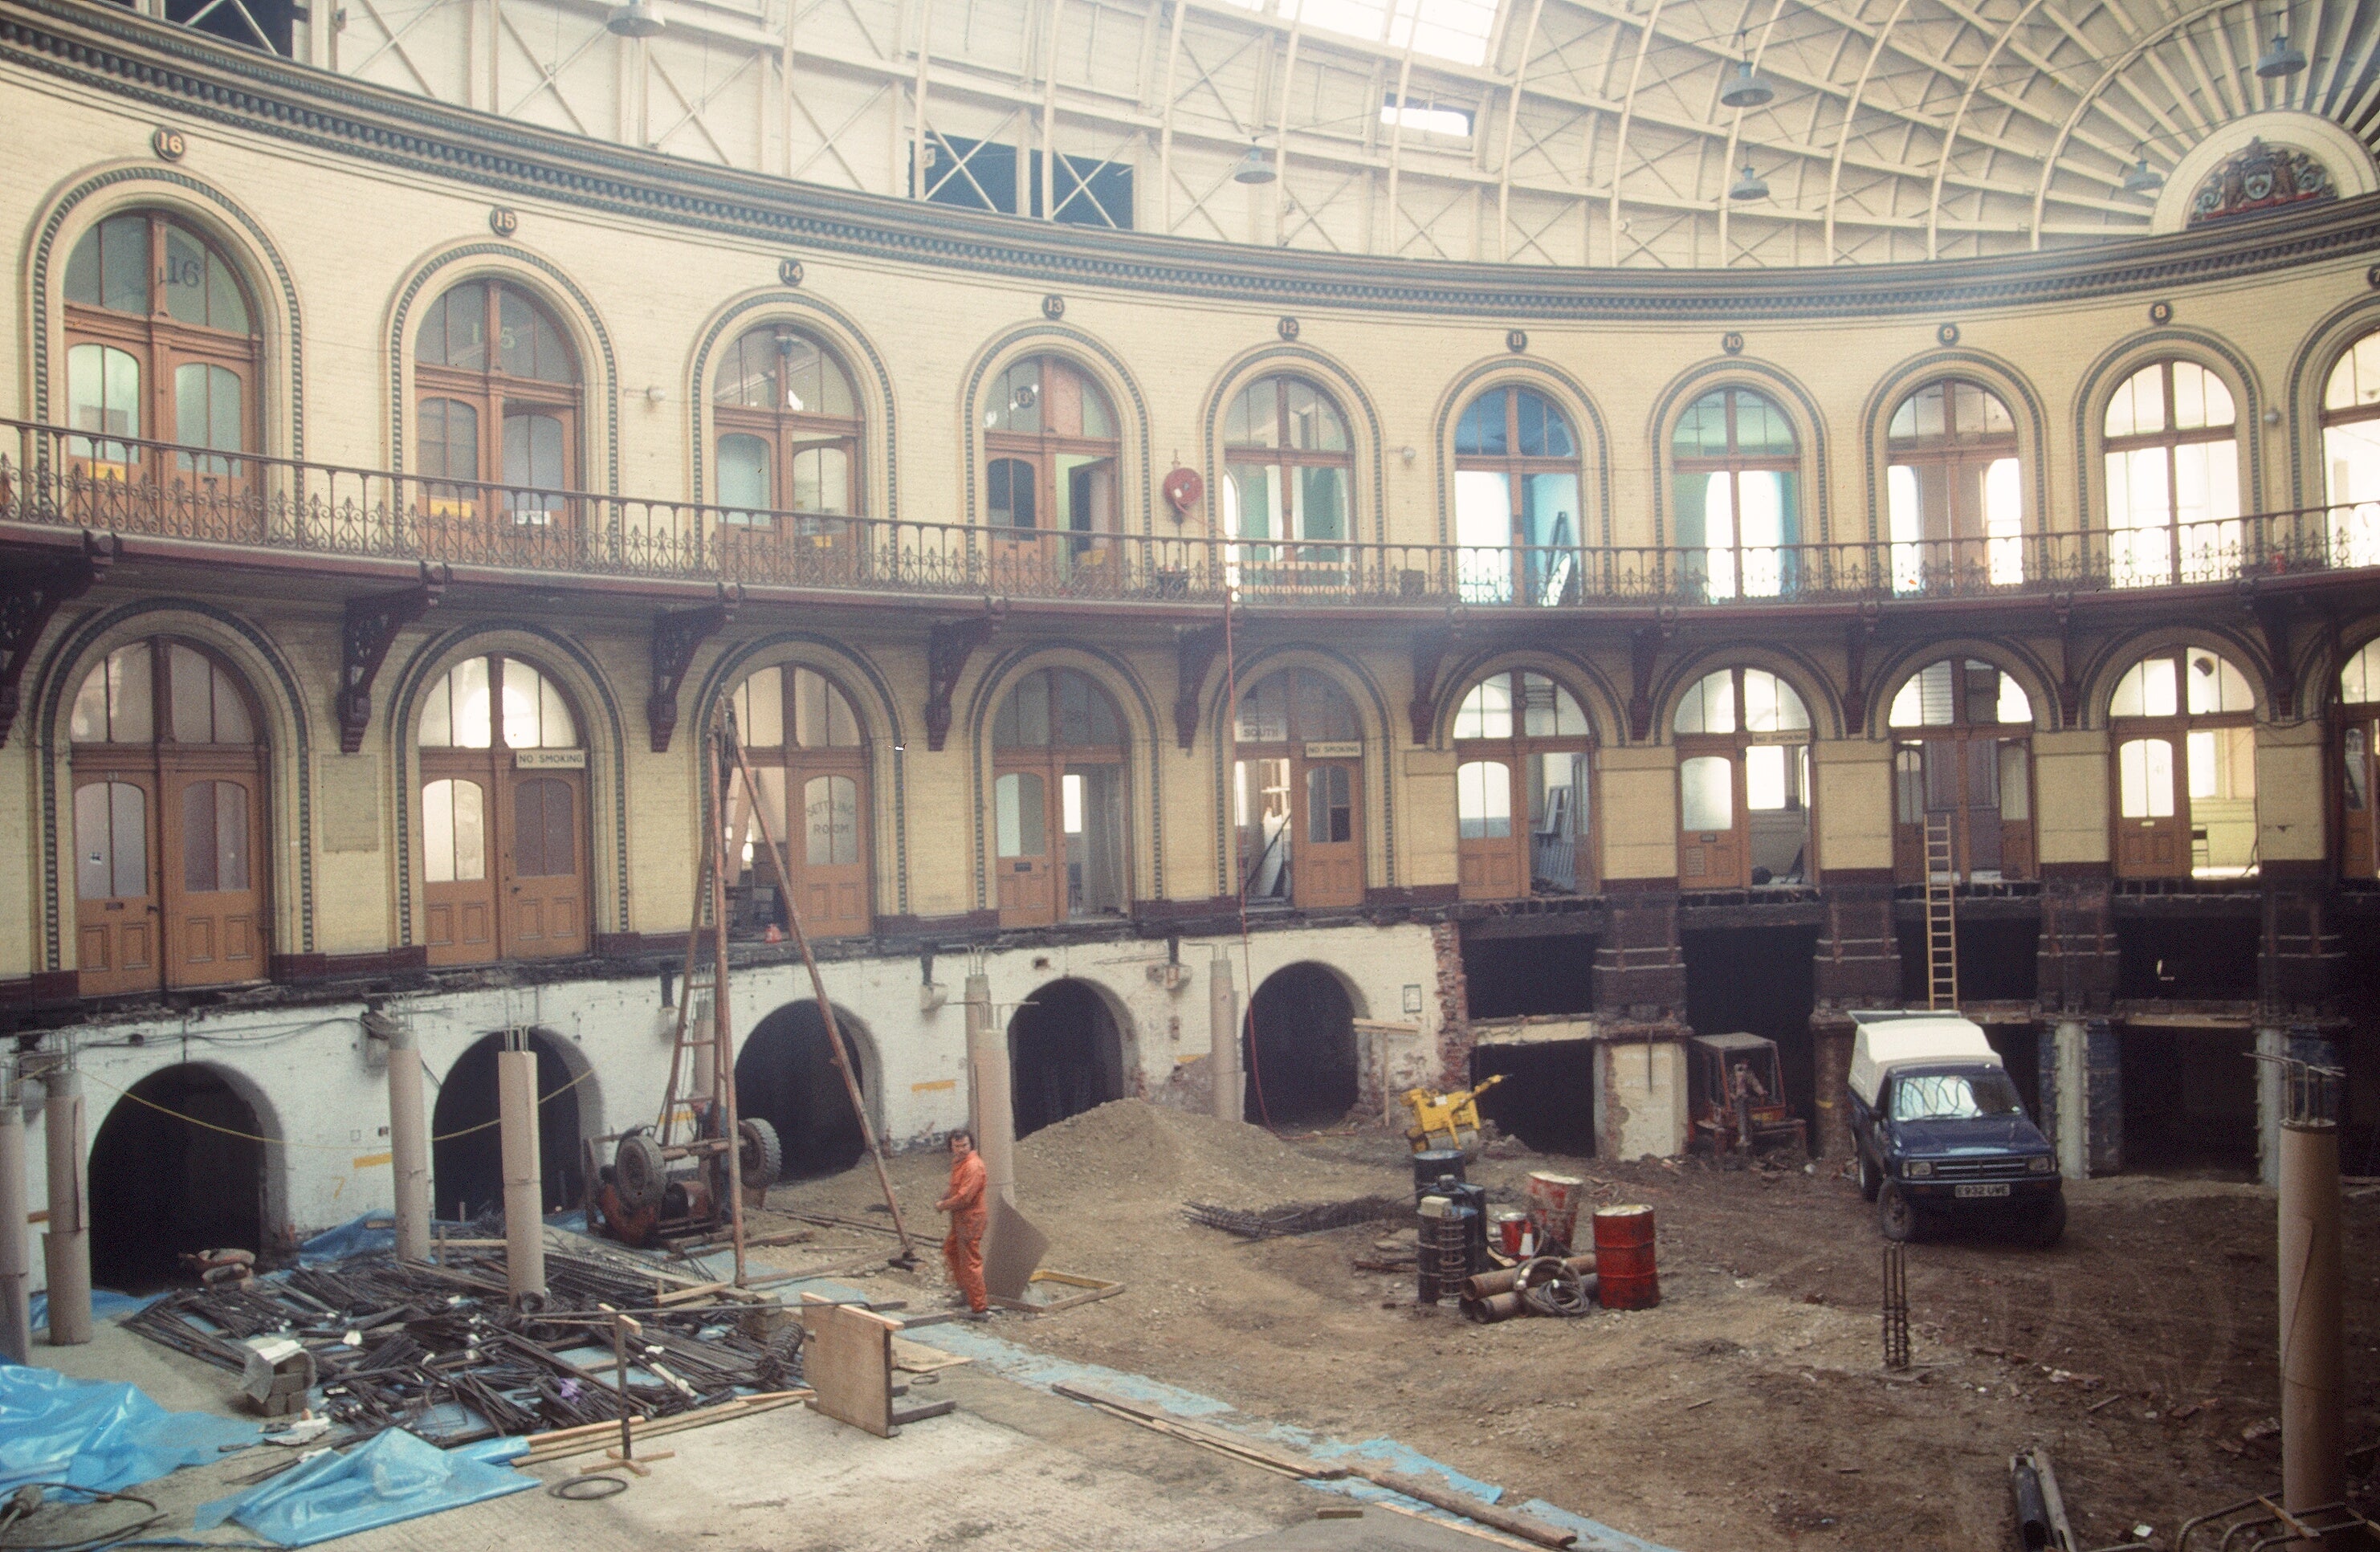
[1591,1204,1660,1310]
[1411,1150,1465,1198]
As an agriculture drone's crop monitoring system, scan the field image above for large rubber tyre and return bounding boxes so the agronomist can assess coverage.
[613,1132,666,1213]
[1878,1183,1921,1243]
[2028,1191,2067,1249]
[1857,1149,1881,1202]
[740,1117,784,1187]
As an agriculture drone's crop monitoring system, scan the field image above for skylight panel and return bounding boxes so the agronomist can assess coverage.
[1290,0,1496,67]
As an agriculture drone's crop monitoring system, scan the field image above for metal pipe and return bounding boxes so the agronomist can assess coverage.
[386,1022,430,1262]
[0,1090,32,1364]
[1209,953,1241,1122]
[497,1048,547,1301]
[43,1069,91,1346]
[2278,1115,2344,1529]
[965,971,1013,1209]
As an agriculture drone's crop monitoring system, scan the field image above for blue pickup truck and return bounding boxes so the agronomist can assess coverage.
[1848,1011,2064,1247]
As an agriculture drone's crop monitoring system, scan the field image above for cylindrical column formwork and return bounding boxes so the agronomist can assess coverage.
[964,972,1014,1209]
[1209,955,1241,1122]
[43,1070,91,1346]
[497,1049,546,1301]
[0,1100,32,1364]
[2278,1118,2345,1523]
[387,1024,431,1262]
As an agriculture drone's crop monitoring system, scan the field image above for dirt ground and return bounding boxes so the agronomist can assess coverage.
[762,1102,2379,1552]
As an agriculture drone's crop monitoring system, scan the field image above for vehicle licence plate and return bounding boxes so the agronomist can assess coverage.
[1954,1183,2011,1199]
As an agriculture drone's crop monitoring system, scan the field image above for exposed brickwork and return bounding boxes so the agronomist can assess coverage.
[1429,921,1471,1087]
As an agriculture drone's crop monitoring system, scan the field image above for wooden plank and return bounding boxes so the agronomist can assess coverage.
[801,1293,898,1438]
[515,1395,808,1464]
[1049,1383,1347,1481]
[890,1335,972,1374]
[1344,1467,1576,1550]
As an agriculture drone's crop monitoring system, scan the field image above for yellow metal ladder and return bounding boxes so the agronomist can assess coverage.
[1923,812,1958,1010]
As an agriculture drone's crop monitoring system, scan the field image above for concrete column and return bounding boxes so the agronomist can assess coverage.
[387,1023,431,1261]
[964,972,1013,1209]
[0,1098,31,1365]
[2085,1019,2123,1177]
[1209,953,1241,1123]
[2257,1025,2286,1188]
[42,1071,92,1346]
[2052,1019,2089,1181]
[496,1049,546,1301]
[2279,1114,2345,1526]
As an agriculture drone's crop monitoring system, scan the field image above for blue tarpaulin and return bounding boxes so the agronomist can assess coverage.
[194,1429,535,1546]
[0,1363,258,1497]
[27,1287,154,1334]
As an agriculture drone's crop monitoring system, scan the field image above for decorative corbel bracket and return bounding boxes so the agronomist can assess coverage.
[336,564,447,754]
[649,587,740,752]
[1625,613,1676,742]
[1173,621,1226,751]
[2247,591,2295,720]
[1840,606,1881,735]
[0,532,116,748]
[2050,592,2081,728]
[1407,625,1461,745]
[924,605,1003,752]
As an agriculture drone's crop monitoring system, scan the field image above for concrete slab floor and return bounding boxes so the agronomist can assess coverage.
[23,1322,1471,1552]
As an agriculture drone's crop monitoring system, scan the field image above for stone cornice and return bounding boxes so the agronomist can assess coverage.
[6,0,2380,321]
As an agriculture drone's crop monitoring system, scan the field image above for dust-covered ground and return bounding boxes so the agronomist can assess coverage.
[761,1102,2379,1552]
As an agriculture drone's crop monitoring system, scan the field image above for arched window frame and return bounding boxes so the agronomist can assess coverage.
[981,356,1121,588]
[414,652,590,964]
[411,279,584,530]
[1452,387,1585,606]
[1450,668,1594,899]
[2106,643,2259,880]
[2317,332,2380,569]
[990,666,1131,927]
[1884,658,2036,884]
[2330,637,2380,881]
[1221,375,1355,589]
[1233,666,1365,910]
[67,635,270,995]
[1672,664,1813,889]
[1885,378,2025,592]
[2100,358,2243,589]
[711,324,866,528]
[1670,386,1803,601]
[60,210,262,507]
[725,662,872,939]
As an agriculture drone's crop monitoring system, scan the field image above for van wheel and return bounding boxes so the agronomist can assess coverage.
[2028,1193,2067,1249]
[1857,1151,1881,1202]
[1878,1183,1921,1243]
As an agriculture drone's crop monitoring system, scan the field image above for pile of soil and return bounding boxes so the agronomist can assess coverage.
[1014,1099,1391,1220]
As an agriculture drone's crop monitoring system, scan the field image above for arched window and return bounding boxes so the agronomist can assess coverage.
[1452,670,1592,899]
[2319,334,2380,568]
[1887,660,2034,884]
[69,639,267,994]
[1453,388,1582,605]
[417,654,587,963]
[1673,666,1810,888]
[983,356,1119,589]
[713,325,864,576]
[2103,361,2240,589]
[2334,638,2380,881]
[992,668,1128,927]
[1235,667,1363,909]
[1223,377,1352,592]
[727,665,870,938]
[1673,388,1799,601]
[62,212,260,528]
[2109,644,2257,879]
[1887,380,2023,592]
[414,280,581,537]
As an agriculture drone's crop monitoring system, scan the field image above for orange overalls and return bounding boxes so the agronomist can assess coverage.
[939,1150,988,1313]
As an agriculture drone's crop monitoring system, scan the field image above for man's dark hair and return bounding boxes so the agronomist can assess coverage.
[948,1128,976,1147]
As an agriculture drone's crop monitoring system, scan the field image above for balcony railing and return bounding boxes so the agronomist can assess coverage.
[6,419,2378,608]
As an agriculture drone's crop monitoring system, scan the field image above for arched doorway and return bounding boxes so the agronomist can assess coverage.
[88,1064,266,1289]
[1009,979,1126,1138]
[736,1003,868,1179]
[430,1032,582,1221]
[1245,963,1357,1126]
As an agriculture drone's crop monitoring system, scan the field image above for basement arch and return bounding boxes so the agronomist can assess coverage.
[1245,962,1359,1127]
[88,1062,275,1289]
[430,1031,586,1221]
[1009,977,1130,1139]
[736,1000,874,1179]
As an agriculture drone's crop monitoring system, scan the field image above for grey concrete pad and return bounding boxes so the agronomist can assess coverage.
[1216,1510,1522,1551]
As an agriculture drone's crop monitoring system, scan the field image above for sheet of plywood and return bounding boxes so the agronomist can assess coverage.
[890,1335,972,1375]
[982,1197,1047,1301]
[800,1293,899,1438]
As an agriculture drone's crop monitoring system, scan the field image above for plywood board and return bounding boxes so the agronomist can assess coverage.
[890,1335,972,1374]
[981,1197,1048,1301]
[800,1293,899,1438]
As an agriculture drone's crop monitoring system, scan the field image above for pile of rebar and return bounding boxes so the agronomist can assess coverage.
[1180,1196,1407,1240]
[120,1244,801,1448]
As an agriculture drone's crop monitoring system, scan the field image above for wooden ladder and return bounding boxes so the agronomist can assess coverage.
[1923,811,1958,1010]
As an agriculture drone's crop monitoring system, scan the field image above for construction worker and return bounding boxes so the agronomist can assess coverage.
[936,1127,989,1314]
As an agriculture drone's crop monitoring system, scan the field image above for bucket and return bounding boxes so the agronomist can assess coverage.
[1591,1204,1659,1310]
[1526,1171,1584,1252]
[1492,1208,1530,1258]
[1412,1150,1466,1199]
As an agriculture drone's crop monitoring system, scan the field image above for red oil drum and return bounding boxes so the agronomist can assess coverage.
[1525,1171,1583,1252]
[1591,1204,1660,1310]
[1492,1208,1530,1257]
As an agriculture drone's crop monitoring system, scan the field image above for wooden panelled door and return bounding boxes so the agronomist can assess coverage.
[421,776,494,962]
[2114,737,2185,877]
[505,775,582,954]
[1457,760,1519,898]
[1295,760,1363,908]
[2345,720,2376,881]
[69,638,269,996]
[995,769,1054,923]
[1677,754,1744,887]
